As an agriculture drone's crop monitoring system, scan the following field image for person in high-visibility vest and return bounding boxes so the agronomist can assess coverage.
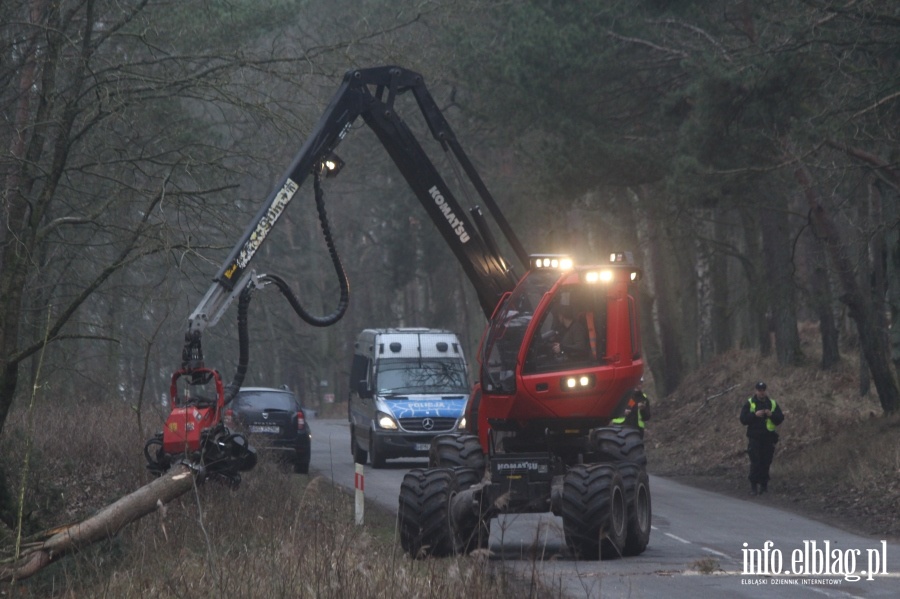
[612,378,651,436]
[739,381,785,496]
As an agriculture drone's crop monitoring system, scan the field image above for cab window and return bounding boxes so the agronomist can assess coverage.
[523,284,608,374]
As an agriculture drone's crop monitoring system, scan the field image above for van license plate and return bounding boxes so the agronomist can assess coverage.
[250,425,280,434]
[415,443,430,451]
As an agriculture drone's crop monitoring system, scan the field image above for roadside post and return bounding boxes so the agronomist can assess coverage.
[354,463,364,525]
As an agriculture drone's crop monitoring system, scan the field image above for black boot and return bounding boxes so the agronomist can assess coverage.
[759,483,768,495]
[750,483,758,496]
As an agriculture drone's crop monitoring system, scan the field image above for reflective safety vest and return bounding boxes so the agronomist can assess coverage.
[748,398,778,432]
[612,396,645,429]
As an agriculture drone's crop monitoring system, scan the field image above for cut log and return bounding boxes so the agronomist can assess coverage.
[0,464,198,582]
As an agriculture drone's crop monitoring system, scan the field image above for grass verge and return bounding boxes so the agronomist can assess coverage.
[0,400,533,598]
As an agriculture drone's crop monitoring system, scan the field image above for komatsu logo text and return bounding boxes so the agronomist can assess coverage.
[429,186,470,243]
[496,461,540,472]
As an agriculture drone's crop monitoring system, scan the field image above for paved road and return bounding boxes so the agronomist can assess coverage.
[310,418,900,598]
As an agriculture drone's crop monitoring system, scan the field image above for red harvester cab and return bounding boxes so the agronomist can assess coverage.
[469,252,643,456]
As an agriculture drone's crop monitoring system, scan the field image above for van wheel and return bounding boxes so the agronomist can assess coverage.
[369,435,386,468]
[351,427,368,464]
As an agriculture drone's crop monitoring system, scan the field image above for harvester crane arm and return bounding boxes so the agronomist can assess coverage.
[153,65,535,485]
[183,66,527,371]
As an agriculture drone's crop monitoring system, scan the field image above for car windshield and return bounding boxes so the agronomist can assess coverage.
[376,359,469,395]
[235,391,298,411]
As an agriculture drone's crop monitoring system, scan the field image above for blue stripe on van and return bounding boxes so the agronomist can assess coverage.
[383,397,467,419]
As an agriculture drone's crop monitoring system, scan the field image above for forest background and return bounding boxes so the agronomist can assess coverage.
[2,0,899,528]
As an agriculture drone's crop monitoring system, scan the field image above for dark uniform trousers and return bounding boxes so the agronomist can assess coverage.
[747,433,777,487]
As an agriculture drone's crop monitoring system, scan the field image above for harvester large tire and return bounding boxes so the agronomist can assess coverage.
[561,464,628,560]
[428,433,485,471]
[398,468,456,558]
[398,469,424,556]
[590,426,647,465]
[616,462,652,556]
[449,467,490,554]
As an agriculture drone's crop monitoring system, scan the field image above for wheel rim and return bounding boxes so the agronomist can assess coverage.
[635,483,650,532]
[611,485,626,542]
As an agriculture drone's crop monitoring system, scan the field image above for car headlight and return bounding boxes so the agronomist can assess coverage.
[376,411,399,430]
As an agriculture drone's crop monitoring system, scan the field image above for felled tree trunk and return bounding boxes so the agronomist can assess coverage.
[0,464,197,582]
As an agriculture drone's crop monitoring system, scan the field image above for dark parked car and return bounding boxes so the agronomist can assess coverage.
[225,386,311,474]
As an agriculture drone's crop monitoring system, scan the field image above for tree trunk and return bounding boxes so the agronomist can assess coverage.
[793,162,900,413]
[881,181,900,372]
[627,191,665,396]
[740,206,771,354]
[826,141,900,382]
[695,208,715,363]
[759,191,802,366]
[798,218,840,368]
[0,465,199,582]
[646,217,684,395]
[674,233,700,375]
[711,212,733,354]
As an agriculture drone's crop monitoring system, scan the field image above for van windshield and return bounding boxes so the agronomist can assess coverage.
[376,359,469,395]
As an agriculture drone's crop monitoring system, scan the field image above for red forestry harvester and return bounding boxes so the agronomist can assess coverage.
[143,66,650,559]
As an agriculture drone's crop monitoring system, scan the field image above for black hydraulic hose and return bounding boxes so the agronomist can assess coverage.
[311,169,350,324]
[220,170,348,404]
[224,285,253,404]
[263,170,350,327]
[262,272,347,327]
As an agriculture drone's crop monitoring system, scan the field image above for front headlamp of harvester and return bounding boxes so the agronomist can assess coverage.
[562,373,596,391]
[609,251,642,281]
[582,251,642,284]
[584,270,613,283]
[530,252,641,282]
[529,254,573,271]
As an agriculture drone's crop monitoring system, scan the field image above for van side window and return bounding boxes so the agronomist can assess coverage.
[349,354,370,395]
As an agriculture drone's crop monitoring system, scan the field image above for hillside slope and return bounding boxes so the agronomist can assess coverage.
[646,344,900,539]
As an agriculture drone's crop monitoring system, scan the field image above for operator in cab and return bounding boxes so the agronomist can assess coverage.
[550,304,591,361]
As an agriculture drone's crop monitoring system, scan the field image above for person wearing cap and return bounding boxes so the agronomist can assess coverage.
[612,377,651,437]
[739,382,784,496]
[549,304,591,360]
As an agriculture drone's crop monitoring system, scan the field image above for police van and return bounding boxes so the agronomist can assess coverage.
[348,328,469,467]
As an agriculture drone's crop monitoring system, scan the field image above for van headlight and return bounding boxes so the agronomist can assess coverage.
[376,411,399,430]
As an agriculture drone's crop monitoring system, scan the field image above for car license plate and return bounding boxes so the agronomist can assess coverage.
[415,443,430,451]
[250,425,280,434]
